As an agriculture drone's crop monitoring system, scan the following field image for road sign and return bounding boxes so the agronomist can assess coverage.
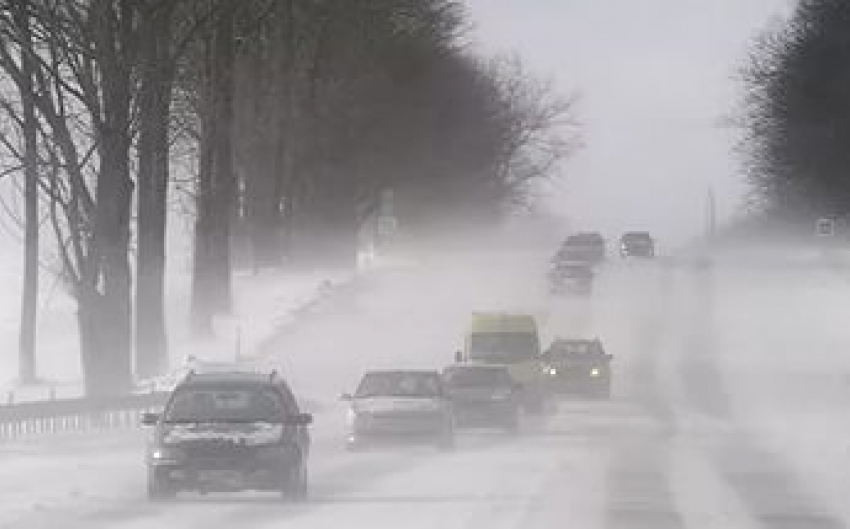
[816,218,835,237]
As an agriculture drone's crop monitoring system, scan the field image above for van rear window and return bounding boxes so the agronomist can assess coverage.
[469,333,539,362]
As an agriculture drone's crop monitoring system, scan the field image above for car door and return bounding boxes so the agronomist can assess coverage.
[433,376,454,421]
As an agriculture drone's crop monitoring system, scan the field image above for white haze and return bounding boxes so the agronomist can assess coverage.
[464,0,794,245]
[3,236,850,527]
[3,2,850,528]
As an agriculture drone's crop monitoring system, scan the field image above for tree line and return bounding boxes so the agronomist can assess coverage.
[0,0,576,396]
[737,0,850,227]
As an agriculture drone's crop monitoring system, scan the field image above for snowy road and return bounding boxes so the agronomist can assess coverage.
[3,248,850,529]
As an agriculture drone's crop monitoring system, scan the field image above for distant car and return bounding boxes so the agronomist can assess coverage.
[442,364,520,433]
[556,232,606,265]
[542,338,613,398]
[548,260,594,295]
[142,370,313,501]
[343,370,455,451]
[619,231,655,258]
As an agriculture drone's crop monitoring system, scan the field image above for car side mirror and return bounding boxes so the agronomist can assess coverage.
[340,393,353,401]
[604,354,613,361]
[286,413,313,426]
[141,412,160,426]
[454,350,463,363]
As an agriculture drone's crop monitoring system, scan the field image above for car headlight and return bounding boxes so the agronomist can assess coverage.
[589,368,600,377]
[348,408,370,425]
[150,446,181,462]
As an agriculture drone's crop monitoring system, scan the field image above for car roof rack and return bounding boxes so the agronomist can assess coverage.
[176,362,282,382]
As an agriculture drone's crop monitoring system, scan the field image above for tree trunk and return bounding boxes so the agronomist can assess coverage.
[239,44,282,271]
[209,3,235,312]
[78,288,134,396]
[192,2,236,333]
[135,3,174,379]
[84,0,135,396]
[276,0,297,266]
[14,0,38,383]
[89,127,134,395]
[191,47,216,334]
[293,166,359,270]
[324,179,359,270]
[245,149,282,270]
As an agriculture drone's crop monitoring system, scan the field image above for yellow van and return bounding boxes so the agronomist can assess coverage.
[458,313,547,412]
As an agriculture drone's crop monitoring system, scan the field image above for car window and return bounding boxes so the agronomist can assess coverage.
[468,332,539,362]
[444,368,512,388]
[356,373,441,398]
[623,233,652,242]
[276,382,299,415]
[165,387,284,423]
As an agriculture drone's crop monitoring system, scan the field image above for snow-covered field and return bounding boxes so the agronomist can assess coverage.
[0,247,356,401]
[1,245,849,528]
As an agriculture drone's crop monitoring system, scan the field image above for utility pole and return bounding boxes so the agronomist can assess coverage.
[705,187,717,239]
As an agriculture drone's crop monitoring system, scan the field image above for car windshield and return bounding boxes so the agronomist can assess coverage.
[566,235,604,246]
[469,333,538,363]
[356,373,441,398]
[557,264,592,275]
[444,367,512,388]
[164,387,283,423]
[623,233,652,243]
[548,341,601,358]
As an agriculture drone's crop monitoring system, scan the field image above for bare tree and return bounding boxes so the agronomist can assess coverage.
[10,0,39,383]
[0,0,141,395]
[191,0,236,333]
[135,0,176,378]
[737,0,850,221]
[0,0,578,392]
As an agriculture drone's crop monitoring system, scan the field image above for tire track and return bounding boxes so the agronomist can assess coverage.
[677,264,843,529]
[605,266,684,529]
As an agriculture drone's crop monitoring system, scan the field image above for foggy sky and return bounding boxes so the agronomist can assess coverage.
[465,0,793,246]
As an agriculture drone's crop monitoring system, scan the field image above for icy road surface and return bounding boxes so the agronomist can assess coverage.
[3,248,850,529]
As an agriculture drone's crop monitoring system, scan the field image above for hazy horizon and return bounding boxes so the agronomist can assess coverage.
[465,0,793,246]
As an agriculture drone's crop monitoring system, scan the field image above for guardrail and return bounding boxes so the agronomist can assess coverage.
[0,391,169,441]
[0,272,367,442]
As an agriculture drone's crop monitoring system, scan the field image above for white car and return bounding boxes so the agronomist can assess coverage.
[342,370,455,451]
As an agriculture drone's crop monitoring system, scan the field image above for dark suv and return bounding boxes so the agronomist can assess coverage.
[442,364,520,433]
[542,339,613,398]
[557,233,607,265]
[619,231,655,258]
[142,371,312,501]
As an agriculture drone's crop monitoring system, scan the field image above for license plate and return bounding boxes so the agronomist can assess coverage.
[168,469,187,480]
[199,470,239,482]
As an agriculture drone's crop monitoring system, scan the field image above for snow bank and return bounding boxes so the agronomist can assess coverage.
[0,265,357,401]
